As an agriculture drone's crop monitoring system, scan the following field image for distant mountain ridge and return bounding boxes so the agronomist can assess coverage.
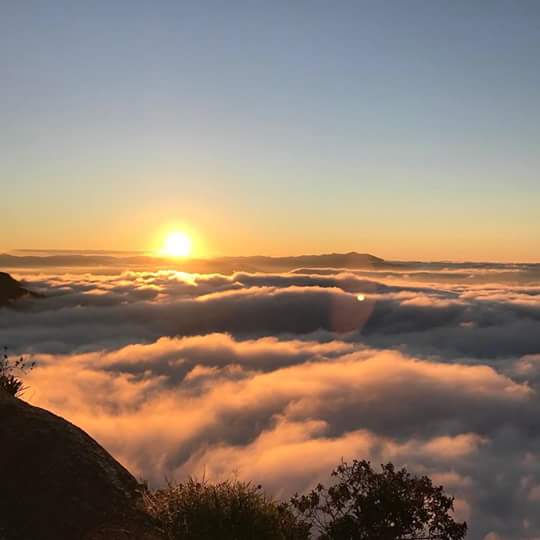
[219,252,385,272]
[0,251,388,273]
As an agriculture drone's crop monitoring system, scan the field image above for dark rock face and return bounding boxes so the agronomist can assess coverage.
[0,392,162,540]
[0,272,38,307]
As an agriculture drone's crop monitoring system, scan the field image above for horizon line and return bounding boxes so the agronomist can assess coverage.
[3,249,538,266]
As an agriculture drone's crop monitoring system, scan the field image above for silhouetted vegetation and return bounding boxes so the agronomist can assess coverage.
[144,461,466,540]
[290,460,467,540]
[0,347,35,397]
[145,477,310,540]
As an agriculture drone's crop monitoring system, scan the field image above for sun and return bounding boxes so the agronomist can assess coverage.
[162,232,192,257]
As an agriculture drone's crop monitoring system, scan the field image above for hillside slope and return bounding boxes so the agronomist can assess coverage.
[0,391,162,540]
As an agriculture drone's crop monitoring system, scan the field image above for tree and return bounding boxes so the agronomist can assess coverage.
[290,460,467,540]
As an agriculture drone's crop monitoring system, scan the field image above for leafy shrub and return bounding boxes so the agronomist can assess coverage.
[0,346,35,397]
[145,477,310,540]
[290,460,467,540]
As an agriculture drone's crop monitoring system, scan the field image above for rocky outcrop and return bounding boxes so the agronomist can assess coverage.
[0,391,163,540]
[0,272,39,307]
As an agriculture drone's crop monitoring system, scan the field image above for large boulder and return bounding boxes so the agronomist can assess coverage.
[0,391,163,540]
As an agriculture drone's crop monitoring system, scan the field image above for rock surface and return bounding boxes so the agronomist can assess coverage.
[0,391,163,540]
[0,272,39,307]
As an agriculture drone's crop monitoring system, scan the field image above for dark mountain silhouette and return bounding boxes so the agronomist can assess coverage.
[0,391,163,540]
[219,252,386,272]
[0,272,40,307]
[0,251,388,273]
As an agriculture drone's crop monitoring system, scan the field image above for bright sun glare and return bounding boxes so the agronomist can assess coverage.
[163,232,192,257]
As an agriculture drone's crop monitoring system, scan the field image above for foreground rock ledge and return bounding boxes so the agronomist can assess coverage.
[0,391,163,540]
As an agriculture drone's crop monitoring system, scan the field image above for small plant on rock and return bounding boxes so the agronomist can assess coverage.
[0,346,35,397]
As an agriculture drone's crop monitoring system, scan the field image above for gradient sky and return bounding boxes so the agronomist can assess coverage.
[2,1,539,261]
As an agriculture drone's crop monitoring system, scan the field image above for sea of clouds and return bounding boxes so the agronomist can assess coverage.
[2,261,540,540]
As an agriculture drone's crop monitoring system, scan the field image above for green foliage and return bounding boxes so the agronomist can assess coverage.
[290,460,467,540]
[145,477,310,540]
[0,346,35,397]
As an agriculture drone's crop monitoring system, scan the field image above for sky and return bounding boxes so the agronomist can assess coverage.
[1,0,539,261]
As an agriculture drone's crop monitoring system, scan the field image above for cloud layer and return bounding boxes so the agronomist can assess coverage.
[3,261,540,539]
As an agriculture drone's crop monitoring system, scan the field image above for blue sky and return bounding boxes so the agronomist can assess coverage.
[1,1,539,260]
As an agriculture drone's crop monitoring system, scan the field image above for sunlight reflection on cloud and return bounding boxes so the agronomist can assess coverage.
[2,261,540,539]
